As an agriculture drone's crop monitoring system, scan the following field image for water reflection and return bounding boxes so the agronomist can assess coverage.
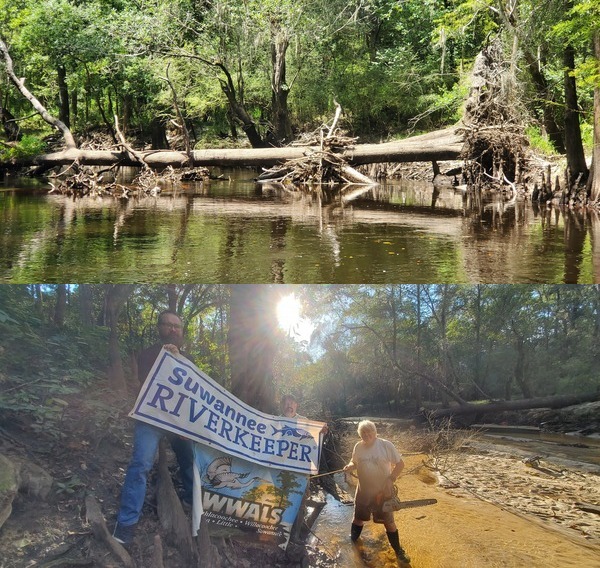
[1,173,599,283]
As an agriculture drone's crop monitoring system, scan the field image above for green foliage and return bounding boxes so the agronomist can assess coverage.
[579,121,594,151]
[0,0,596,146]
[0,285,598,433]
[291,285,600,417]
[0,135,47,161]
[525,125,558,156]
[55,474,85,495]
[554,0,600,48]
[1,0,481,144]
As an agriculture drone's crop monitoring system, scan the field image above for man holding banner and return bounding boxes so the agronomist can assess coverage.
[112,311,194,546]
[127,346,326,550]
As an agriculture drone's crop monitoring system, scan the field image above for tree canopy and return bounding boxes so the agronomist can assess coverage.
[1,284,598,438]
[1,0,598,155]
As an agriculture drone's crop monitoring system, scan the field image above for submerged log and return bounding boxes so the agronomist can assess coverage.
[6,127,464,171]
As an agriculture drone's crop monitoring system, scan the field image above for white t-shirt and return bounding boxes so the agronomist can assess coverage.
[280,413,307,420]
[351,437,402,499]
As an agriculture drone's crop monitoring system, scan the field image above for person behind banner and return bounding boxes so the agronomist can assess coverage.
[280,394,307,420]
[278,394,328,542]
[279,393,331,458]
[343,420,411,566]
[280,394,328,435]
[113,310,194,546]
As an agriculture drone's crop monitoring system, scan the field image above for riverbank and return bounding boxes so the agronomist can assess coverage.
[1,403,598,567]
[324,421,600,567]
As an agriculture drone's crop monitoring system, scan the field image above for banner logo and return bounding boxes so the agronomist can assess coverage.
[193,445,308,548]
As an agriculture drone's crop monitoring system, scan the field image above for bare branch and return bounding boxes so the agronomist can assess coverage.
[159,63,192,160]
[0,37,76,149]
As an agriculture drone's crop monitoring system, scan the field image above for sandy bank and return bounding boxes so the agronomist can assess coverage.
[332,427,600,567]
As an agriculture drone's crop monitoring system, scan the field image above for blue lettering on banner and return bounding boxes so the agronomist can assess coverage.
[131,349,324,474]
[168,366,188,385]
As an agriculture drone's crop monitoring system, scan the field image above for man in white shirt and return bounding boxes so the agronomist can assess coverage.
[343,420,410,565]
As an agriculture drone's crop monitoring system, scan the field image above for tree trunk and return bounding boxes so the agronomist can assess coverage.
[0,38,76,149]
[563,44,588,184]
[271,28,293,145]
[7,127,463,171]
[122,93,133,135]
[57,64,70,128]
[414,285,423,408]
[496,3,565,154]
[513,337,532,399]
[167,284,179,313]
[523,51,566,154]
[34,284,44,317]
[70,90,78,129]
[105,284,134,391]
[0,104,21,141]
[53,284,67,327]
[589,31,600,202]
[79,284,94,328]
[215,63,265,148]
[228,285,278,413]
[151,117,169,150]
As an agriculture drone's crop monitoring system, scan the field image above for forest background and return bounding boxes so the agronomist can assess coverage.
[1,0,599,171]
[1,284,599,428]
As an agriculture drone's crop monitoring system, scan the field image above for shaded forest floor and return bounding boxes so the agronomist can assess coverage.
[0,385,599,567]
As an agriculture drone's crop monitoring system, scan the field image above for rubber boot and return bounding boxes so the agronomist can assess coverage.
[387,530,411,564]
[350,523,363,542]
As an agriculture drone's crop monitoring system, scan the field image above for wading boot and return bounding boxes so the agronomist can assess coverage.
[387,530,411,565]
[350,523,363,542]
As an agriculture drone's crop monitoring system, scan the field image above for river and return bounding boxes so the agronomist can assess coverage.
[2,171,599,283]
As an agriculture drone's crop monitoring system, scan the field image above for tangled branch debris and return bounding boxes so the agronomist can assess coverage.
[47,164,209,198]
[46,116,209,197]
[48,163,130,197]
[257,106,376,187]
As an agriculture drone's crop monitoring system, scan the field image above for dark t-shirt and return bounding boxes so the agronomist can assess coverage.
[137,344,193,388]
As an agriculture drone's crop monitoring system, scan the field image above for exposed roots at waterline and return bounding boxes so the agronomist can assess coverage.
[47,163,209,198]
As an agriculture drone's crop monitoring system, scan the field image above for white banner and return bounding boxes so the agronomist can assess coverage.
[129,348,324,475]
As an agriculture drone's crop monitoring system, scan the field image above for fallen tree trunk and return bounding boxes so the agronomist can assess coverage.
[4,127,464,171]
[429,392,600,420]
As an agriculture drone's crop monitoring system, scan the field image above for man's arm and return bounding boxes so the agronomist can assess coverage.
[389,459,404,482]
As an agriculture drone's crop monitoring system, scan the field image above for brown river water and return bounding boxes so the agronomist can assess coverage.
[2,171,599,283]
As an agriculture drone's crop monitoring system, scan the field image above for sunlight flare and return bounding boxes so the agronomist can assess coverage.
[277,294,314,344]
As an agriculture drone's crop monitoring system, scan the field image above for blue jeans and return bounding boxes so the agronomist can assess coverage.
[117,421,194,526]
